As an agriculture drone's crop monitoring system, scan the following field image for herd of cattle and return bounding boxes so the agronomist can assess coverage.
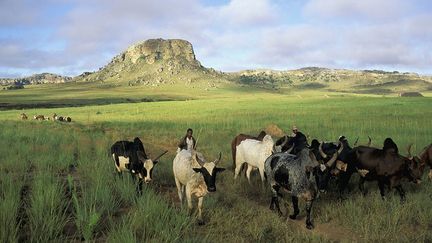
[20,113,72,122]
[110,131,432,229]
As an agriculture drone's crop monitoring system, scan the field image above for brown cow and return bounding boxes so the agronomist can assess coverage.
[33,115,45,121]
[338,141,422,201]
[231,131,266,171]
[417,144,432,179]
[20,113,28,120]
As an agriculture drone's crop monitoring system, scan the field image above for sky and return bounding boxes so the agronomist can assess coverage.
[0,0,431,78]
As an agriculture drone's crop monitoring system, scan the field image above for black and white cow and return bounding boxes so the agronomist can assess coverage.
[111,137,167,191]
[264,148,332,229]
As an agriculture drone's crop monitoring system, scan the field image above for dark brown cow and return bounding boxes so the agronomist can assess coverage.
[20,113,28,120]
[231,131,266,171]
[339,141,422,201]
[417,144,432,179]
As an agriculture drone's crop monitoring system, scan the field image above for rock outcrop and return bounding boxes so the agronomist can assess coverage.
[0,73,72,85]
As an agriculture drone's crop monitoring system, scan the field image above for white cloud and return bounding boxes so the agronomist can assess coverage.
[303,0,410,21]
[217,0,279,26]
[0,0,431,76]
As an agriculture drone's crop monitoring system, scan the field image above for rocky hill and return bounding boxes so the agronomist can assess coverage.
[2,38,431,94]
[0,73,72,86]
[230,67,432,94]
[74,38,225,88]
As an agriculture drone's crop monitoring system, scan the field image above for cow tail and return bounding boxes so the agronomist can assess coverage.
[231,138,236,171]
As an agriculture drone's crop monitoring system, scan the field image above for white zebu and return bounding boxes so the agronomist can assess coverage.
[234,134,274,183]
[173,149,225,225]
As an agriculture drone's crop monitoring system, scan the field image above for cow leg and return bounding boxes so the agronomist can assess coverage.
[395,185,406,203]
[270,185,283,216]
[112,154,122,176]
[174,177,184,205]
[428,169,432,180]
[337,172,352,200]
[258,166,265,186]
[136,178,143,195]
[197,197,205,225]
[234,163,242,180]
[246,164,253,184]
[185,185,193,215]
[305,200,314,230]
[378,180,386,199]
[358,177,368,196]
[289,196,300,220]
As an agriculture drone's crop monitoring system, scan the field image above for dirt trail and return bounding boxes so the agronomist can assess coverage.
[153,174,361,242]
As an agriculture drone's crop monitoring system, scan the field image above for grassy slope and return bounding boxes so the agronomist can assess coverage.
[1,93,431,242]
[2,80,431,109]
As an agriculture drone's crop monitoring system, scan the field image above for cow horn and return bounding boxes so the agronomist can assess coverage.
[153,150,168,162]
[353,137,359,146]
[192,151,205,167]
[213,152,222,165]
[407,143,413,159]
[286,145,294,154]
[337,142,344,154]
[309,151,320,167]
[280,136,289,147]
[326,150,338,168]
[367,136,372,146]
[319,142,328,158]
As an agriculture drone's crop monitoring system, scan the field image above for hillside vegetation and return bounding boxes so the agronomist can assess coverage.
[1,39,431,109]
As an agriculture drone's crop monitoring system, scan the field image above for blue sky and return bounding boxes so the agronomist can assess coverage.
[1,0,431,77]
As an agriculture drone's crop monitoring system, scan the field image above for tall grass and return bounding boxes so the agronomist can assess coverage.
[27,171,68,242]
[107,186,192,242]
[0,173,24,243]
[0,94,431,241]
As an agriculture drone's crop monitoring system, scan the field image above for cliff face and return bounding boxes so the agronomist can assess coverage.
[0,73,72,85]
[113,39,200,67]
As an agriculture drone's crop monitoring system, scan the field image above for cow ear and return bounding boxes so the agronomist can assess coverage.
[192,168,202,173]
[215,168,226,173]
[153,160,159,165]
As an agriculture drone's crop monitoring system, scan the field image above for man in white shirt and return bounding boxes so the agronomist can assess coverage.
[177,128,196,152]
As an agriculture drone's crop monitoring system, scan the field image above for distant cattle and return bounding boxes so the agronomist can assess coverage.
[20,113,28,120]
[33,115,44,121]
[173,150,225,225]
[265,148,329,229]
[66,117,72,122]
[234,135,274,183]
[111,137,168,192]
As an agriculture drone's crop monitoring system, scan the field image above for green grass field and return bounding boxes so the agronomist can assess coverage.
[1,91,431,242]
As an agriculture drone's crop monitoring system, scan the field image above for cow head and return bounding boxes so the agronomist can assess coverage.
[312,142,343,192]
[192,151,225,192]
[274,136,289,153]
[406,144,422,184]
[136,150,168,183]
